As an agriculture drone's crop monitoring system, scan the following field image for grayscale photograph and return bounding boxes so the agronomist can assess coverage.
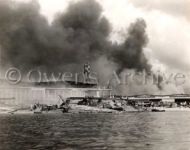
[0,0,189,149]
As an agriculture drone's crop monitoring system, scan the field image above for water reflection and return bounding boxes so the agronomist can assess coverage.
[0,112,190,150]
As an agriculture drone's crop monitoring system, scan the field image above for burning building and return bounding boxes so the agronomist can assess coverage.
[0,64,112,107]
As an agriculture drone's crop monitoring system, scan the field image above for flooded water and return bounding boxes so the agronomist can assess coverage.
[0,112,190,150]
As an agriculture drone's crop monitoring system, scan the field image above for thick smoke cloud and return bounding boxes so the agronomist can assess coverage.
[109,19,151,74]
[0,0,151,81]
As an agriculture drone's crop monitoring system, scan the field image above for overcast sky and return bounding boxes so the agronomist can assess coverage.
[16,0,190,73]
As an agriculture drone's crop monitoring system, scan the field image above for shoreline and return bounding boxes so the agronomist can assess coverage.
[2,105,190,115]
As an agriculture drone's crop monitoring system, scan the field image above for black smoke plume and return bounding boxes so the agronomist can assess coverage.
[109,19,151,74]
[0,0,151,84]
